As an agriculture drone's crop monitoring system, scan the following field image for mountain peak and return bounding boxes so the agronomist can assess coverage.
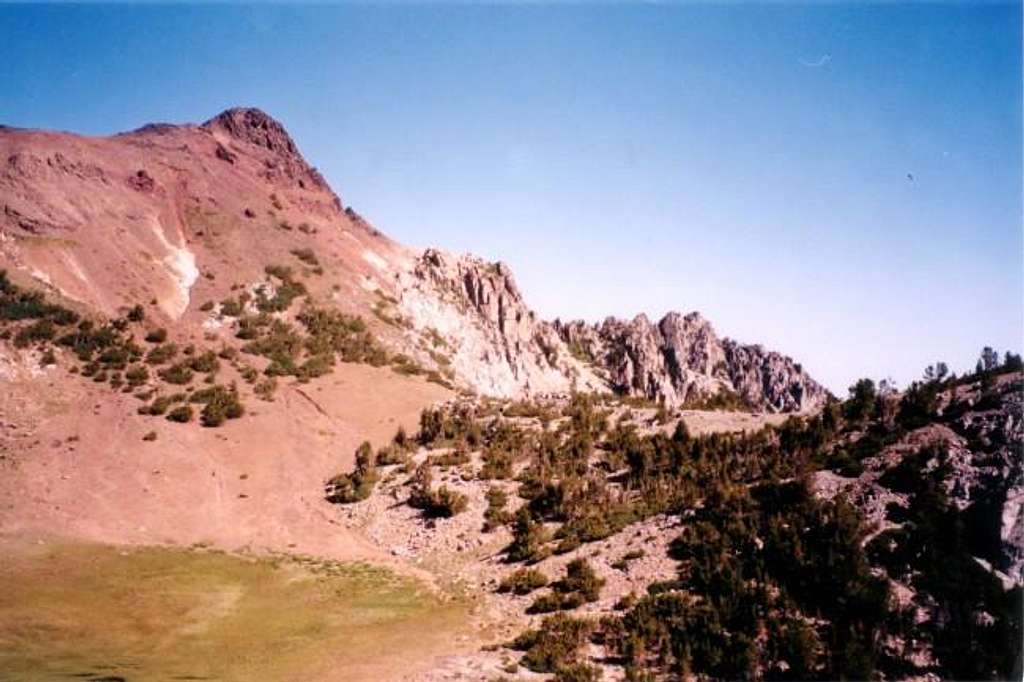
[202,107,298,156]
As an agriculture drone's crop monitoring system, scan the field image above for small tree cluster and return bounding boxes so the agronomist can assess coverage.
[511,613,594,674]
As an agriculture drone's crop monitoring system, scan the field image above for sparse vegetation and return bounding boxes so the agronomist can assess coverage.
[256,265,307,313]
[407,462,469,517]
[159,362,194,385]
[290,247,319,267]
[484,486,510,531]
[146,342,177,365]
[190,384,245,427]
[166,404,193,423]
[499,567,549,595]
[512,613,594,674]
[325,442,379,504]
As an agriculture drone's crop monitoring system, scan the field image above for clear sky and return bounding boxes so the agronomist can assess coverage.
[1,2,1020,393]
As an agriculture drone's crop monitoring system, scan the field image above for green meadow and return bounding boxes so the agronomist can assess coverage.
[0,542,469,681]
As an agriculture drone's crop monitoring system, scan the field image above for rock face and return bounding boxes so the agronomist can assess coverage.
[392,251,827,410]
[395,249,605,397]
[555,312,828,412]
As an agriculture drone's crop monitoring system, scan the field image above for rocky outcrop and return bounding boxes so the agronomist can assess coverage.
[395,249,605,397]
[814,373,1024,586]
[556,312,828,412]
[722,339,825,412]
[390,250,827,411]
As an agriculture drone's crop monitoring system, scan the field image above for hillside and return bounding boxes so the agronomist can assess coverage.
[328,361,1022,681]
[1,108,1018,681]
[0,107,824,410]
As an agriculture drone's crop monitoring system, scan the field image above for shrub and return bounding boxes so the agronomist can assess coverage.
[55,322,119,361]
[145,343,177,365]
[298,306,384,365]
[408,463,469,517]
[140,396,164,416]
[125,365,149,387]
[290,248,320,266]
[14,319,56,347]
[243,320,303,374]
[480,447,514,479]
[188,350,220,374]
[376,444,409,467]
[554,664,602,682]
[234,313,268,341]
[430,443,470,468]
[614,593,638,611]
[507,507,549,563]
[391,354,424,376]
[220,297,244,317]
[159,362,194,385]
[558,559,604,602]
[142,431,157,441]
[484,486,510,531]
[528,592,573,614]
[200,398,241,427]
[297,353,333,381]
[254,376,277,401]
[190,385,245,427]
[145,328,168,343]
[166,405,193,423]
[140,393,186,416]
[512,613,593,673]
[97,344,132,369]
[325,442,378,503]
[256,265,306,313]
[392,425,412,451]
[429,485,469,517]
[0,271,79,324]
[126,304,145,322]
[499,568,549,595]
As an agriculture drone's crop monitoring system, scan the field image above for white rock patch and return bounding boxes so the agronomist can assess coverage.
[151,224,199,318]
[28,268,52,286]
[362,249,389,271]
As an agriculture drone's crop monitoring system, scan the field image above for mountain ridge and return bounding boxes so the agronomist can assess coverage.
[0,106,826,411]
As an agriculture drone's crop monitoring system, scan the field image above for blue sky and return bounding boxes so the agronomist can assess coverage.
[1,2,1020,393]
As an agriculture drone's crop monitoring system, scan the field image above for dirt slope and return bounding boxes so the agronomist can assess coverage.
[0,352,449,564]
